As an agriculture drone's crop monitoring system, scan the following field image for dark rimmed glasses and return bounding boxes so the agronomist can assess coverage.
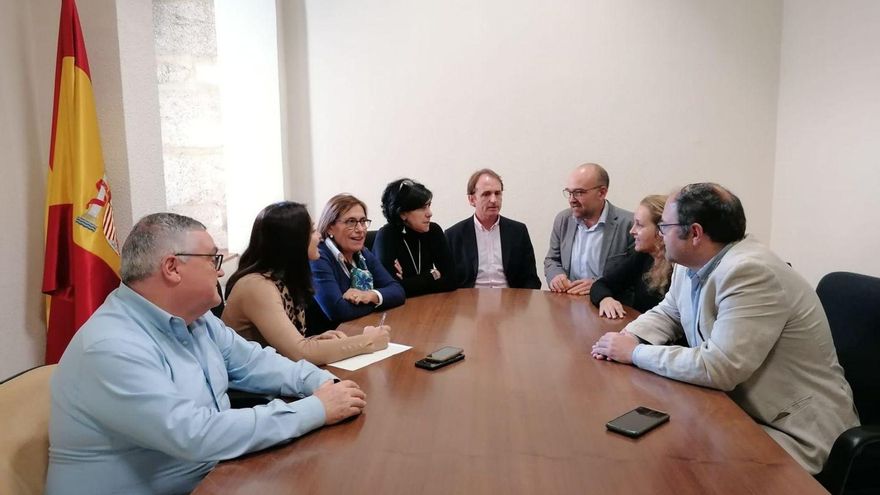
[175,253,224,270]
[562,185,604,200]
[338,218,372,230]
[657,223,688,235]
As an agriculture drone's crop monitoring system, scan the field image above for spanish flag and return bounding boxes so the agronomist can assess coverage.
[43,0,121,364]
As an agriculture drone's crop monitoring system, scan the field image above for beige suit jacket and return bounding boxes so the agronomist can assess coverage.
[625,235,859,474]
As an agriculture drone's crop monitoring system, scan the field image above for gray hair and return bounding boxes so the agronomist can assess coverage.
[120,213,206,284]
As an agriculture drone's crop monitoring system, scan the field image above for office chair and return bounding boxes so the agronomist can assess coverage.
[0,364,57,495]
[210,280,225,318]
[815,271,880,495]
[364,230,378,251]
[227,389,275,408]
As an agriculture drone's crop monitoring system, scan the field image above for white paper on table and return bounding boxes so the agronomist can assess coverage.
[326,342,412,371]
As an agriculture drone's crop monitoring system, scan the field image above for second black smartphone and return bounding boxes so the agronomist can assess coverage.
[425,346,464,363]
[605,406,670,438]
[415,353,465,370]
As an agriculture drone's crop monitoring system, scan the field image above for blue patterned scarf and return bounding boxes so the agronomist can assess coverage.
[325,238,374,291]
[348,254,374,291]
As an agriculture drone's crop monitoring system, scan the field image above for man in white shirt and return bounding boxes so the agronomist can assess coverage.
[544,163,634,295]
[445,169,541,289]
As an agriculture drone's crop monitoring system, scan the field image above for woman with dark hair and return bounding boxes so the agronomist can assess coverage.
[310,194,405,330]
[373,178,456,297]
[222,201,391,365]
[590,194,674,318]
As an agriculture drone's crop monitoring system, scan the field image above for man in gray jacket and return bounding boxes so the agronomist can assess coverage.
[544,163,633,294]
[591,183,858,474]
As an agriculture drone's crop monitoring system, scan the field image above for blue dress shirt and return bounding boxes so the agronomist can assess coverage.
[685,241,736,344]
[569,201,609,281]
[632,241,736,362]
[46,284,336,495]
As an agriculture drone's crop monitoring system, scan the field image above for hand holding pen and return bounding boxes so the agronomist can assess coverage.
[363,312,391,349]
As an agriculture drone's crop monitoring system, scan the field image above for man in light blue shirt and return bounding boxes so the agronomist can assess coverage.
[568,201,609,282]
[544,163,634,294]
[47,213,367,495]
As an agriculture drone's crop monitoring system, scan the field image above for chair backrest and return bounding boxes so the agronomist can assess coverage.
[364,230,378,251]
[817,272,880,424]
[210,280,225,318]
[0,364,57,495]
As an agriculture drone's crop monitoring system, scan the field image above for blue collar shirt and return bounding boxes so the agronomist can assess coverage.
[47,283,336,495]
[631,241,737,365]
[686,241,737,344]
[569,201,609,281]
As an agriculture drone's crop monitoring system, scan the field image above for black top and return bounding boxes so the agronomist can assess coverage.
[590,251,668,313]
[373,222,456,297]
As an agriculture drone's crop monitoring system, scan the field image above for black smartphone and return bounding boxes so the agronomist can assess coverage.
[605,406,670,438]
[415,353,465,370]
[425,346,464,363]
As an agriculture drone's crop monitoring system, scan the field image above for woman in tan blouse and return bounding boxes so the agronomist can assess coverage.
[222,201,390,365]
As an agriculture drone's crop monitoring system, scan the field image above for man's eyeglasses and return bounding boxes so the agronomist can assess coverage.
[657,223,688,235]
[562,185,604,200]
[338,218,372,230]
[175,253,224,270]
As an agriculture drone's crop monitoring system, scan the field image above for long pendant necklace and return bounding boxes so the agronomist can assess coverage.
[402,236,421,275]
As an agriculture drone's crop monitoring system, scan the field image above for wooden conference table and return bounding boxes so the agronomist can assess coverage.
[195,289,827,495]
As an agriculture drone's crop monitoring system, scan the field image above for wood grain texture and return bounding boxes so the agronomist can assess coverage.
[195,289,826,495]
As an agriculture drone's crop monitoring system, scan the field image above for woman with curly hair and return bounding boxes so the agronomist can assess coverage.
[590,194,674,318]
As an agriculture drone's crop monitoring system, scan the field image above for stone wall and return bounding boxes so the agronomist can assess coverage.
[153,0,227,248]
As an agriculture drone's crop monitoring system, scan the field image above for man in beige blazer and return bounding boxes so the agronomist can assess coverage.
[591,182,859,474]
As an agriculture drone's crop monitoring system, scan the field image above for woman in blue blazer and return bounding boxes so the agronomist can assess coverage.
[309,194,405,331]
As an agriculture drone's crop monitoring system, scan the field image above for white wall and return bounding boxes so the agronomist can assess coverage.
[0,0,165,379]
[303,0,783,284]
[277,0,316,210]
[114,0,167,225]
[771,0,880,285]
[0,0,49,377]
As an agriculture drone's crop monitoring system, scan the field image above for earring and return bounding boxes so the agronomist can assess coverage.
[329,234,334,238]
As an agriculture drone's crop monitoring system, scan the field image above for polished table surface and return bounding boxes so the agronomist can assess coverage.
[195,289,827,495]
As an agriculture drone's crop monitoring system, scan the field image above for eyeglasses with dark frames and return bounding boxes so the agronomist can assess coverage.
[175,253,224,270]
[657,223,688,235]
[338,218,372,230]
[562,185,604,199]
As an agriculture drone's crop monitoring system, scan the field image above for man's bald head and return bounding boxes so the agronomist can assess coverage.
[572,163,609,189]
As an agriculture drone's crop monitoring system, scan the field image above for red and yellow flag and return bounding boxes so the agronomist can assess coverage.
[43,0,121,364]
